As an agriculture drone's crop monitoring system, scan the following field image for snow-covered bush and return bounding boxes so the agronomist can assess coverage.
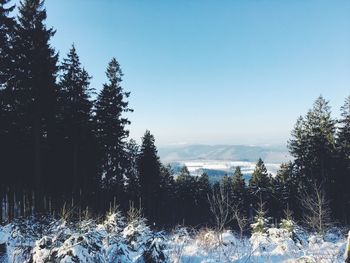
[98,210,131,263]
[123,207,151,253]
[251,210,269,234]
[169,227,191,263]
[195,228,219,249]
[142,231,168,263]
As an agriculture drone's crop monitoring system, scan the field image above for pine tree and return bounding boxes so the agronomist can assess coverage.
[0,0,15,86]
[338,96,350,164]
[232,166,247,212]
[335,96,350,221]
[0,0,16,222]
[273,162,300,219]
[158,165,175,225]
[288,96,337,218]
[56,45,96,207]
[195,172,211,224]
[125,139,141,207]
[249,158,273,212]
[249,158,271,190]
[137,130,161,223]
[220,174,233,199]
[288,96,336,185]
[9,0,58,211]
[95,58,132,203]
[175,166,197,225]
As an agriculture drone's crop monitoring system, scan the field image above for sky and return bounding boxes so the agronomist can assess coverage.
[42,0,350,146]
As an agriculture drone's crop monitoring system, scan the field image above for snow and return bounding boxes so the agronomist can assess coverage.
[183,160,281,176]
[0,216,348,263]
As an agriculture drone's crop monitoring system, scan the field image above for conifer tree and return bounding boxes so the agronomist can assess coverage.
[337,96,350,165]
[0,0,16,222]
[9,0,58,211]
[273,162,300,219]
[220,174,233,198]
[335,96,350,221]
[57,45,96,205]
[288,96,336,186]
[0,0,15,86]
[249,158,271,190]
[95,58,132,202]
[137,130,161,223]
[125,139,141,207]
[158,165,175,225]
[175,166,197,225]
[249,158,273,212]
[195,172,211,224]
[232,167,247,212]
[288,96,337,218]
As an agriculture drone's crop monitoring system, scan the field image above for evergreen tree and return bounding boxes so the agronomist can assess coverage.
[249,158,273,213]
[175,166,197,225]
[0,0,15,86]
[288,96,336,186]
[273,162,300,219]
[125,139,141,207]
[195,172,211,225]
[335,96,350,221]
[288,96,337,218]
[337,96,350,165]
[9,0,58,211]
[220,174,233,199]
[56,45,96,208]
[0,0,16,222]
[232,167,247,212]
[137,130,161,224]
[249,158,271,190]
[158,165,175,225]
[95,58,132,203]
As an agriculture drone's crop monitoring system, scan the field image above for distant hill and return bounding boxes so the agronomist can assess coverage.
[158,144,291,164]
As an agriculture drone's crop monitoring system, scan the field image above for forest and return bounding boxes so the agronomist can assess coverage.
[0,0,350,233]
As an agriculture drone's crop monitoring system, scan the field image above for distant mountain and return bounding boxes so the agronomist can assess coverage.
[158,144,291,164]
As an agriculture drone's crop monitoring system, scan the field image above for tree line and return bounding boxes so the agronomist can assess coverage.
[0,0,349,229]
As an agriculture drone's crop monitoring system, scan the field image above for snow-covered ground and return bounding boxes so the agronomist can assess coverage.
[0,215,348,263]
[182,160,281,176]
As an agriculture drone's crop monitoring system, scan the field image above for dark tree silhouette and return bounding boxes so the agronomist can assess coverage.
[95,58,132,206]
[137,130,161,224]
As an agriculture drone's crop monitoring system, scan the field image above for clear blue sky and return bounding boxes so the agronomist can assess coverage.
[44,0,350,146]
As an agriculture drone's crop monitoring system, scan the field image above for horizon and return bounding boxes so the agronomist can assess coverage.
[43,0,350,146]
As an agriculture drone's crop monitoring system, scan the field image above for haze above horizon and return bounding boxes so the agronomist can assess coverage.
[44,0,350,146]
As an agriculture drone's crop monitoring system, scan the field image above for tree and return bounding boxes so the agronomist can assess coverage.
[335,96,350,221]
[220,174,233,200]
[195,172,211,225]
[0,0,15,86]
[273,162,300,219]
[249,158,273,209]
[0,0,16,222]
[56,45,97,209]
[232,167,247,211]
[208,184,234,243]
[125,139,141,207]
[137,130,161,224]
[175,166,197,225]
[158,165,175,225]
[288,96,337,219]
[95,57,132,203]
[9,0,58,212]
[288,96,336,187]
[300,182,331,235]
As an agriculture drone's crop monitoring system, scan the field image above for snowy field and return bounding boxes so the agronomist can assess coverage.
[180,160,281,176]
[0,214,348,263]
